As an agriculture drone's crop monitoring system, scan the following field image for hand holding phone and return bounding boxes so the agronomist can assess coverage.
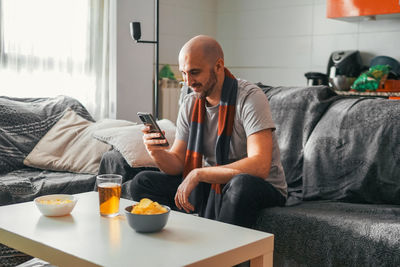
[137,112,169,147]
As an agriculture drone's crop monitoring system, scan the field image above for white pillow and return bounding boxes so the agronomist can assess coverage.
[24,108,135,174]
[93,119,176,167]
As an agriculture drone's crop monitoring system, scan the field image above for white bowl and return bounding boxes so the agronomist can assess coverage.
[34,194,77,217]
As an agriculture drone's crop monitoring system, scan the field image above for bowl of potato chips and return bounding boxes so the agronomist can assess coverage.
[124,198,170,233]
[34,194,77,217]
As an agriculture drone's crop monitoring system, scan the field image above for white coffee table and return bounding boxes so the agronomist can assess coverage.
[0,192,273,267]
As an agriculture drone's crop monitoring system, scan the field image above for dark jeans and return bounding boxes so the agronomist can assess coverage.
[131,171,286,228]
[99,149,286,228]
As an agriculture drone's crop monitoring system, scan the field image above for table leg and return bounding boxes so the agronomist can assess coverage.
[250,251,273,267]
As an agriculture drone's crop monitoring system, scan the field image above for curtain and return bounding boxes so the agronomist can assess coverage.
[0,0,111,120]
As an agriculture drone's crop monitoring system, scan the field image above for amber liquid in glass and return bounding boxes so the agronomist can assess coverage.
[98,182,121,217]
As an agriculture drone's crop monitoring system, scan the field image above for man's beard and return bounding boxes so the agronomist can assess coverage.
[194,70,217,98]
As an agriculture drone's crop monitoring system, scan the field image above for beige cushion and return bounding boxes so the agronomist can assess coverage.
[93,119,176,167]
[24,108,135,174]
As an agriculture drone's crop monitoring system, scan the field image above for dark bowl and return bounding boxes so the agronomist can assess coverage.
[370,55,400,77]
[124,205,170,233]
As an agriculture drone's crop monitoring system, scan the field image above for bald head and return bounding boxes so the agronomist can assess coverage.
[179,35,224,65]
[178,36,226,101]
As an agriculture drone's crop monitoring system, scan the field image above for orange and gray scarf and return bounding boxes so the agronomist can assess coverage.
[183,68,237,200]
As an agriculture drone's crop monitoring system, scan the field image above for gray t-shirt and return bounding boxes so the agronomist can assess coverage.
[176,79,287,198]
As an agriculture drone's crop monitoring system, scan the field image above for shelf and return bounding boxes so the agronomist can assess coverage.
[334,90,400,97]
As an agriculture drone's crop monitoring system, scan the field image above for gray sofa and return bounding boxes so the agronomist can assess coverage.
[0,96,97,206]
[254,85,400,267]
[1,86,400,267]
[0,95,154,266]
[0,96,97,266]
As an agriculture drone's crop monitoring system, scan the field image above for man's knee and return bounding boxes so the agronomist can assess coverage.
[222,174,263,205]
[130,171,153,196]
[225,174,254,193]
[130,171,180,207]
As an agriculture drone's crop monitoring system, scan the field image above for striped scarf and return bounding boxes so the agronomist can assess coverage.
[183,68,238,195]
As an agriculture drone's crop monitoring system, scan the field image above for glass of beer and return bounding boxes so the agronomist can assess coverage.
[96,174,122,217]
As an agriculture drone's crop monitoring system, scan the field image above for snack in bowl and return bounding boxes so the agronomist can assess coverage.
[34,194,77,217]
[125,198,170,233]
[131,198,168,215]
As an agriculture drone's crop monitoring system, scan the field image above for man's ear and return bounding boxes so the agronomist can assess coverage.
[215,58,224,72]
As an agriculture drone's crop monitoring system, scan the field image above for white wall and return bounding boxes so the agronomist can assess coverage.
[216,0,400,87]
[116,0,400,119]
[114,0,216,121]
[113,0,155,122]
[159,0,217,77]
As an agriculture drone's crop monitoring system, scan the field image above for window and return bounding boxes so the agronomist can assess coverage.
[0,0,110,120]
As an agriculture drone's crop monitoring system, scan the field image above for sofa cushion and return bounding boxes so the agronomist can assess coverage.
[254,201,400,267]
[23,108,134,174]
[93,119,176,167]
[303,97,400,204]
[0,95,94,174]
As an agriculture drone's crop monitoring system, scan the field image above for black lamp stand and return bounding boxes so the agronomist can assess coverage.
[130,0,160,119]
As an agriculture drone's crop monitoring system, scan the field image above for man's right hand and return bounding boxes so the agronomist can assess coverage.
[141,127,187,176]
[141,125,169,155]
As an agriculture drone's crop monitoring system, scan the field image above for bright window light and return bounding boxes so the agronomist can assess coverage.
[0,0,93,101]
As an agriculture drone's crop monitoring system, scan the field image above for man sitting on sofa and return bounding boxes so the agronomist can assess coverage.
[100,35,287,228]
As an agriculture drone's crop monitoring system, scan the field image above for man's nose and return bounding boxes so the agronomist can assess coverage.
[186,74,195,86]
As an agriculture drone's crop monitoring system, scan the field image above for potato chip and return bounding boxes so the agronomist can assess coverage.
[38,198,72,205]
[131,198,168,214]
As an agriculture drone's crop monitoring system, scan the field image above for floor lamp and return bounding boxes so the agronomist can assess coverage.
[129,0,160,119]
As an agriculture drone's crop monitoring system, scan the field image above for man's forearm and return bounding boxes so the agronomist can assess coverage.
[150,150,184,175]
[196,155,271,184]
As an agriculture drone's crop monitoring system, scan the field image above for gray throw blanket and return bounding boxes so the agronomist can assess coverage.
[0,95,94,174]
[260,85,338,205]
[259,84,400,205]
[0,95,96,206]
[303,96,400,204]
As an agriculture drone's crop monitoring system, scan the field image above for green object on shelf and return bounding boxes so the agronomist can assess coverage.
[352,65,390,92]
[159,64,176,80]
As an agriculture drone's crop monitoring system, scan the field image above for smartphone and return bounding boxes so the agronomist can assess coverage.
[137,112,169,147]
